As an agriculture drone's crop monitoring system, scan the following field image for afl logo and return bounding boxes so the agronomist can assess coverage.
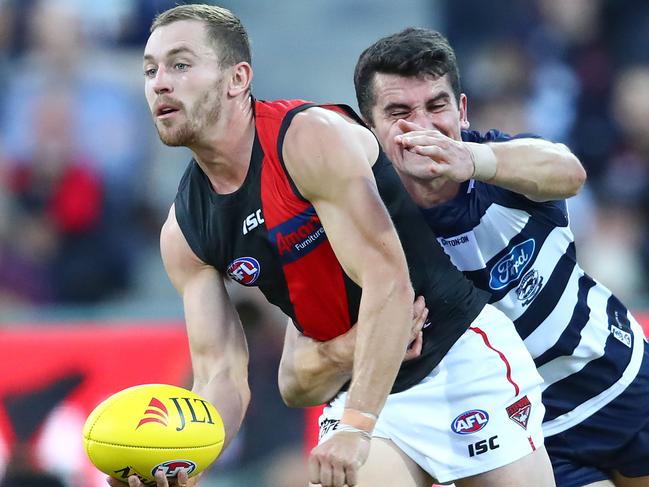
[451,409,489,435]
[227,257,260,285]
[152,460,196,477]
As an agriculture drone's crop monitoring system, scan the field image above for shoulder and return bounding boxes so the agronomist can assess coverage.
[161,205,211,280]
[281,107,379,198]
[285,107,377,157]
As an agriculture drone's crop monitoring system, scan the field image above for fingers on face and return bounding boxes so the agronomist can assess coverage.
[396,119,426,132]
[412,145,444,159]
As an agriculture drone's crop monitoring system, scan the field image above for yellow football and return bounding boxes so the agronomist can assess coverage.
[83,384,224,485]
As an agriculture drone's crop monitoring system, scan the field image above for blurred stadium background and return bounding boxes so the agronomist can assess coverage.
[1,0,648,486]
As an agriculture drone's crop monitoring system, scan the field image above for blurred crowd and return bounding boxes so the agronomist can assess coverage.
[1,0,648,486]
[0,0,167,309]
[444,0,649,305]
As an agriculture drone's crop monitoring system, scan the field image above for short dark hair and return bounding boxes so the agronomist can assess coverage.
[151,4,251,67]
[354,28,461,124]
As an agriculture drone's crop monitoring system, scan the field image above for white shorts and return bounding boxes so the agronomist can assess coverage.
[317,304,545,484]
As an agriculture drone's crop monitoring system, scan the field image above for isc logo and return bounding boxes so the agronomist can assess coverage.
[451,409,489,435]
[242,209,264,235]
[468,436,499,457]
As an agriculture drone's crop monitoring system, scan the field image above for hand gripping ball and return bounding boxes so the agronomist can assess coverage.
[83,384,224,485]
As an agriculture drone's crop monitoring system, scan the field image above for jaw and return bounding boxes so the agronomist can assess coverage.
[395,169,461,207]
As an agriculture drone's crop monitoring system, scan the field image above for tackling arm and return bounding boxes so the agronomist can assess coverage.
[473,137,587,202]
[278,297,428,408]
[395,119,586,203]
[278,322,353,408]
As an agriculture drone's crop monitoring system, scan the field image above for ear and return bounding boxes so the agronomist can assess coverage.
[459,93,470,130]
[227,62,253,97]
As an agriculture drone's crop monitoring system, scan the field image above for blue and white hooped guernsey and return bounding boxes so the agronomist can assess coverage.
[421,129,646,437]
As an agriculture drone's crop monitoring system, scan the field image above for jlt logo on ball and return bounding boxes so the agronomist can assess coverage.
[136,395,217,431]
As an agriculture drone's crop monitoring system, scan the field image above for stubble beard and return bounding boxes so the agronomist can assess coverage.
[156,79,223,147]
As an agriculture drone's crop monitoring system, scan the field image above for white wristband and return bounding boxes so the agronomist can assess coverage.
[334,423,372,441]
[468,142,497,181]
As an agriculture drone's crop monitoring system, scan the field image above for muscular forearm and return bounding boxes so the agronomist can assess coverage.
[193,370,250,452]
[470,138,586,201]
[279,328,352,407]
[345,277,413,418]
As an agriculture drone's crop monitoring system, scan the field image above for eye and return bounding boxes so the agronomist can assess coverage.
[144,67,157,78]
[174,62,190,71]
[389,111,409,119]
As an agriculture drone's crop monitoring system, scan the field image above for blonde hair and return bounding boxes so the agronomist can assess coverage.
[151,4,251,67]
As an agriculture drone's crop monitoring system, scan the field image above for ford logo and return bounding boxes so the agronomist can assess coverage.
[489,239,535,291]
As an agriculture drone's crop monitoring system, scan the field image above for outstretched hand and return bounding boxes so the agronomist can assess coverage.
[393,119,475,183]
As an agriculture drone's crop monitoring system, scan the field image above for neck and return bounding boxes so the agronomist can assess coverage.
[397,173,461,208]
[190,95,255,194]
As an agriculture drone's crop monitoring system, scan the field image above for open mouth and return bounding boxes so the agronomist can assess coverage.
[156,105,180,119]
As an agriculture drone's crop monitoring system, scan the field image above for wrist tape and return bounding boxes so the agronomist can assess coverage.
[468,143,498,181]
[334,423,372,441]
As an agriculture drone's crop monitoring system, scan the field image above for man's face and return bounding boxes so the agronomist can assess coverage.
[143,20,226,147]
[369,73,469,167]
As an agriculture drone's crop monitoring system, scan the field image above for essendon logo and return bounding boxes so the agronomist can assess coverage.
[268,207,327,263]
[226,257,260,285]
[451,409,489,435]
[152,460,196,477]
[136,397,169,429]
[506,395,532,430]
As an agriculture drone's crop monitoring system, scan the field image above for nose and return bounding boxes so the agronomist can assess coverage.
[151,66,172,95]
[409,110,437,130]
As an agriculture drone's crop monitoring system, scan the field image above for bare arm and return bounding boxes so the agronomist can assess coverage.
[481,137,586,202]
[284,108,414,420]
[278,297,428,408]
[395,119,586,203]
[283,108,415,486]
[160,206,250,452]
[112,209,250,487]
[278,322,352,407]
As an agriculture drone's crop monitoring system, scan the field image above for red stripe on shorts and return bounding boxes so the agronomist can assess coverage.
[469,326,520,396]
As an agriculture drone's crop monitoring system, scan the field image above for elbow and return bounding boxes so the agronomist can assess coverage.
[278,364,331,408]
[558,148,587,198]
[277,363,307,408]
[278,376,312,408]
[566,154,587,198]
[277,373,301,407]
